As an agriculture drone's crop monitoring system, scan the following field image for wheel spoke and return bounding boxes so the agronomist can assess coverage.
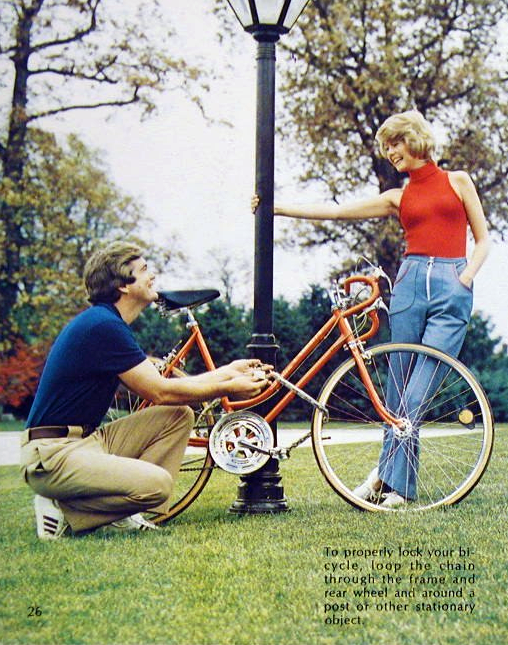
[106,369,218,524]
[312,343,493,512]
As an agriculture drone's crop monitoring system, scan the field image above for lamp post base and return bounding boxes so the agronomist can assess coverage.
[229,458,290,514]
[228,333,290,514]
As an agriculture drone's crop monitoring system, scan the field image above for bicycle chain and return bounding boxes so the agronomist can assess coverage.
[283,430,312,454]
[181,429,313,470]
[180,464,218,473]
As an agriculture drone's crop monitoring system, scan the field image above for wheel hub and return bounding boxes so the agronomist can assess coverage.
[392,418,415,439]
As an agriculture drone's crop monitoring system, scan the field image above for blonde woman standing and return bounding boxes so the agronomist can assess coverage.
[253,110,490,507]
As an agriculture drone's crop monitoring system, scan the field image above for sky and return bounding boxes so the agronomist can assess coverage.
[4,0,508,344]
[40,0,336,302]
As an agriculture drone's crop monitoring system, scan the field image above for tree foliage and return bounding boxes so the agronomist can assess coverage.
[459,313,508,422]
[5,288,507,421]
[0,0,205,347]
[1,129,176,344]
[198,299,252,369]
[276,0,508,279]
[0,338,46,416]
[195,246,253,306]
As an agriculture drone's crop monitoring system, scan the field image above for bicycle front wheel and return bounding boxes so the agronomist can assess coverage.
[312,343,494,512]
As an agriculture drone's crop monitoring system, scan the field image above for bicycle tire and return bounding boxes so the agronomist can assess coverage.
[150,441,215,524]
[311,343,494,512]
[107,367,217,524]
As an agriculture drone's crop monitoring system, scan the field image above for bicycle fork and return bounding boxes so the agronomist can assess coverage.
[346,336,406,433]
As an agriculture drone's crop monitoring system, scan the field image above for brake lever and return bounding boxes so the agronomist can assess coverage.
[372,266,393,294]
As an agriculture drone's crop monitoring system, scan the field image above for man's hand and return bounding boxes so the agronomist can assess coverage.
[218,359,273,378]
[226,364,273,400]
[218,359,274,400]
[226,374,269,400]
[120,357,274,406]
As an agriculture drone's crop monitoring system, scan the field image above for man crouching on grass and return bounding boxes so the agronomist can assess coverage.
[20,241,271,540]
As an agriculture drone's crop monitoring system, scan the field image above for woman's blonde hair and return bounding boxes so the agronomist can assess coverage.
[84,241,143,304]
[375,110,436,161]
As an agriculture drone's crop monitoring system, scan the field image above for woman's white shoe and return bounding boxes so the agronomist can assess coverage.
[380,491,406,508]
[352,468,382,501]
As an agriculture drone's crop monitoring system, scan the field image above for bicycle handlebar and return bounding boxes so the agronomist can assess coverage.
[341,273,381,318]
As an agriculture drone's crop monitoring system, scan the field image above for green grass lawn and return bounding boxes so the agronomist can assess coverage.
[0,419,24,432]
[1,426,507,645]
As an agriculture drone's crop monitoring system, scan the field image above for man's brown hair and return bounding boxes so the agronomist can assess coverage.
[84,241,143,304]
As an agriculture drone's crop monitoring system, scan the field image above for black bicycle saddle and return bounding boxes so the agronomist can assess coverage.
[156,289,220,311]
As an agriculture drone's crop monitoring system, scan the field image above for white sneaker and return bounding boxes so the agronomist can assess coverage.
[380,491,406,508]
[34,495,70,540]
[353,468,382,501]
[110,513,158,531]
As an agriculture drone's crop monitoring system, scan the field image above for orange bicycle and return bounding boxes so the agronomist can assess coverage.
[109,261,493,518]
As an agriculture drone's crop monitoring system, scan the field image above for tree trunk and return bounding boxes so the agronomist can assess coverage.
[0,2,42,348]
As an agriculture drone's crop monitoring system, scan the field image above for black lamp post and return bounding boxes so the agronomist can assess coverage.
[225,0,310,514]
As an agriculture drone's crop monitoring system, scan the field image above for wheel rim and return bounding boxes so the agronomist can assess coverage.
[312,343,494,512]
[152,445,214,523]
[107,375,216,523]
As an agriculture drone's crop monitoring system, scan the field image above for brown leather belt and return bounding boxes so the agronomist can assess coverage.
[27,425,96,441]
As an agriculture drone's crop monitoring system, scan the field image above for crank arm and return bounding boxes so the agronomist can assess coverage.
[237,439,289,460]
[237,439,273,456]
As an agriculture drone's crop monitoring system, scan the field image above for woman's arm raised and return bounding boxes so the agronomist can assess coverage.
[252,189,402,221]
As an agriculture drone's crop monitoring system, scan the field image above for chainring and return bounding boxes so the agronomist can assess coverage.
[209,411,274,474]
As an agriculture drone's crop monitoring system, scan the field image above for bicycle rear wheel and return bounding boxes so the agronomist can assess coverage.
[107,370,216,523]
[312,343,494,512]
[150,405,216,524]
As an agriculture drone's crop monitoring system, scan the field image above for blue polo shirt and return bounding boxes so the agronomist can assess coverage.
[26,303,146,428]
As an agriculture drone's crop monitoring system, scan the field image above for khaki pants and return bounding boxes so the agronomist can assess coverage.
[20,406,194,532]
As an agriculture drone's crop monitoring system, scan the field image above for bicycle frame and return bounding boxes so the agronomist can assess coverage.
[139,269,494,518]
[159,273,403,446]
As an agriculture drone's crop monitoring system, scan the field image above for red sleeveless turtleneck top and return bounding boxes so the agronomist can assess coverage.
[399,162,468,257]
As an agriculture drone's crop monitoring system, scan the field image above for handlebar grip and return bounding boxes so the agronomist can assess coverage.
[343,274,380,296]
[341,274,381,317]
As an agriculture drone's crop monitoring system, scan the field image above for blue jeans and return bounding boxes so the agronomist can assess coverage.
[377,255,474,499]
